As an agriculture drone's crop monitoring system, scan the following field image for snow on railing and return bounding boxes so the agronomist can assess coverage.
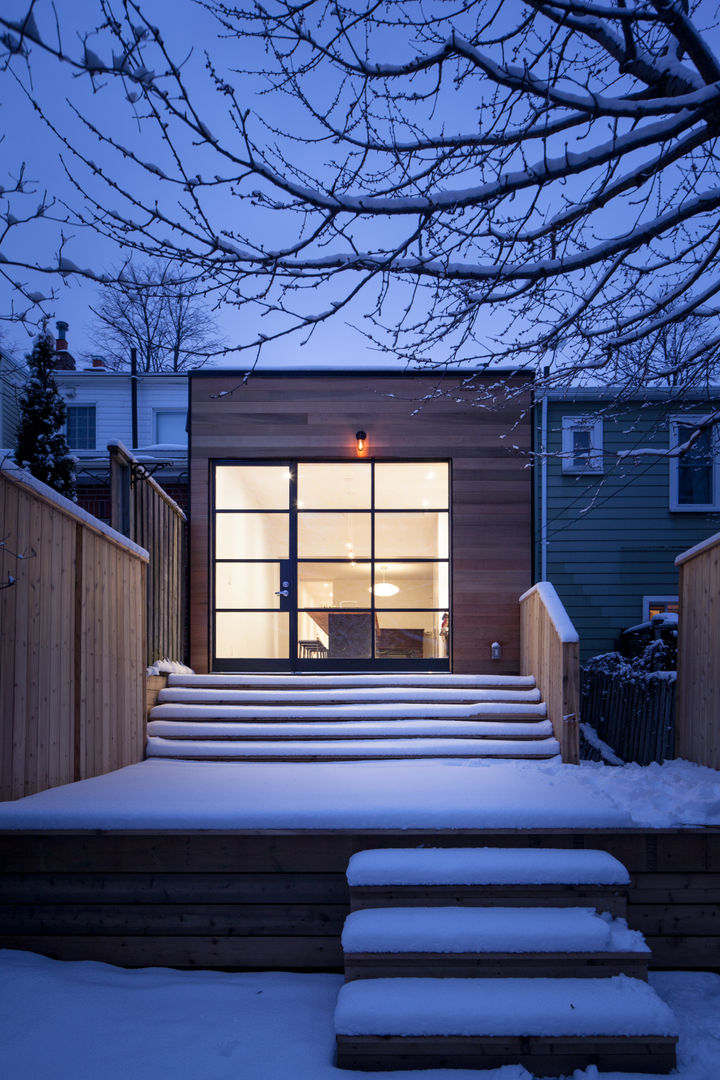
[519,581,580,764]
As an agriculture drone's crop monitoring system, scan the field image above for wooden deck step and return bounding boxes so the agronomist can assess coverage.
[347,847,630,916]
[149,674,555,763]
[341,906,649,980]
[167,673,538,691]
[147,718,554,740]
[335,977,678,1074]
[145,736,561,761]
[157,686,542,705]
[149,702,548,722]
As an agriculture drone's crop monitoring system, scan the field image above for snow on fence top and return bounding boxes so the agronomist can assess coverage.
[519,580,579,643]
[346,847,630,886]
[1,463,149,561]
[675,529,720,567]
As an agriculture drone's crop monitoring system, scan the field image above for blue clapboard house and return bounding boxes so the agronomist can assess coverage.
[534,387,720,662]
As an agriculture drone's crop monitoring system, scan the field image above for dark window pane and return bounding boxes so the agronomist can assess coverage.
[66,406,96,450]
[678,427,713,505]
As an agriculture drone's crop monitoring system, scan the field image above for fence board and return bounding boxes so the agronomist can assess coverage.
[675,532,720,770]
[0,467,148,800]
[109,442,186,665]
[519,582,580,763]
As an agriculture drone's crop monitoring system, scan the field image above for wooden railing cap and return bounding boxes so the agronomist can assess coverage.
[674,529,720,567]
[1,464,149,562]
[519,581,579,644]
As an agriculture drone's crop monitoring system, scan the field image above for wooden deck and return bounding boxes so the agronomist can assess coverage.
[0,826,718,972]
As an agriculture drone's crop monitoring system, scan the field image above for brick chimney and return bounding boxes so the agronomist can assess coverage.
[53,320,76,371]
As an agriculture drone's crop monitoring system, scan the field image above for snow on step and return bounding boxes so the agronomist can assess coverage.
[157,686,542,705]
[168,673,537,690]
[341,907,648,955]
[147,718,553,740]
[145,736,561,759]
[347,847,631,887]
[334,976,677,1038]
[149,702,547,721]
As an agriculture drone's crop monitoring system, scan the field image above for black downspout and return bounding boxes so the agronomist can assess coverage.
[130,347,139,449]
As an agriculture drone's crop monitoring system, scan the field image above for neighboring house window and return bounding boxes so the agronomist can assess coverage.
[154,409,187,445]
[670,419,719,510]
[66,405,96,449]
[561,416,603,473]
[643,596,679,621]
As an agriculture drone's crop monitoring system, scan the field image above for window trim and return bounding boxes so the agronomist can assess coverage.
[561,415,604,474]
[65,403,97,451]
[669,416,720,511]
[153,407,188,446]
[642,596,679,621]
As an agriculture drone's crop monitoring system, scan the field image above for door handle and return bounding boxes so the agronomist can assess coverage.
[275,589,289,597]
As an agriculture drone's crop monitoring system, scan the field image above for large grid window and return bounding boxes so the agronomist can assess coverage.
[66,405,96,450]
[212,460,450,668]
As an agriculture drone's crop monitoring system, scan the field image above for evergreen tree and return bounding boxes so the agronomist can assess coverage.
[15,331,76,500]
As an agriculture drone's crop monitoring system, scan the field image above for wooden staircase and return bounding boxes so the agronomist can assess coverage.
[146,674,560,762]
[335,847,678,1074]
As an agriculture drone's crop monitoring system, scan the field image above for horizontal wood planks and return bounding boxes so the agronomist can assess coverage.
[676,534,720,769]
[520,585,580,762]
[0,828,717,972]
[335,1034,678,1074]
[0,469,148,800]
[189,373,533,674]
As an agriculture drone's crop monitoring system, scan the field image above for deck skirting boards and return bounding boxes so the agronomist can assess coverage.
[0,828,718,971]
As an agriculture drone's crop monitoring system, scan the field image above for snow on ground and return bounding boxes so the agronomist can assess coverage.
[0,950,718,1080]
[0,757,718,830]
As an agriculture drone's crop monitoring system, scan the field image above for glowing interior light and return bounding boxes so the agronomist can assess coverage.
[370,564,400,597]
[373,582,400,597]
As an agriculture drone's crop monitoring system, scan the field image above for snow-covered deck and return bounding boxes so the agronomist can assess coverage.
[1,758,718,976]
[0,757,718,832]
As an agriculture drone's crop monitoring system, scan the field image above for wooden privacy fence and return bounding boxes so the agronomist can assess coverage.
[520,581,580,763]
[581,668,676,765]
[109,441,186,666]
[675,531,720,770]
[0,466,148,801]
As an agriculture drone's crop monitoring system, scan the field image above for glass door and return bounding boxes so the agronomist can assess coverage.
[212,460,450,670]
[214,464,293,665]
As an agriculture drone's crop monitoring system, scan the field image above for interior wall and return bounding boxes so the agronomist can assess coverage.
[189,372,533,674]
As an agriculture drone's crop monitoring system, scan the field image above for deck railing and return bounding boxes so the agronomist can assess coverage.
[519,581,580,763]
[109,441,187,666]
[675,530,720,770]
[0,464,149,800]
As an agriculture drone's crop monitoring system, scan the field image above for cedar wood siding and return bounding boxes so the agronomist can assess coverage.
[189,372,532,674]
[537,399,720,662]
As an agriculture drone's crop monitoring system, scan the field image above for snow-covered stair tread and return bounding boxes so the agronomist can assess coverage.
[341,907,648,955]
[145,736,561,759]
[168,673,537,690]
[334,976,677,1037]
[147,719,553,740]
[149,701,547,720]
[157,686,542,704]
[347,847,631,886]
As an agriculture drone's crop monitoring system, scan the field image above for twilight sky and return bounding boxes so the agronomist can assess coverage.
[1,0,417,369]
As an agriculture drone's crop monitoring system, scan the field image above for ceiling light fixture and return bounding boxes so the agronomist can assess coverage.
[371,565,399,598]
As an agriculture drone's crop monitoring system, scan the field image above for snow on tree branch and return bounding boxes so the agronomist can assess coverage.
[1,0,720,383]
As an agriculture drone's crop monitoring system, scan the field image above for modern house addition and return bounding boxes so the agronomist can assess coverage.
[188,370,533,674]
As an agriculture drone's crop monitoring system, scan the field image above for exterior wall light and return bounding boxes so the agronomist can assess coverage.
[355,430,367,455]
[491,641,502,660]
